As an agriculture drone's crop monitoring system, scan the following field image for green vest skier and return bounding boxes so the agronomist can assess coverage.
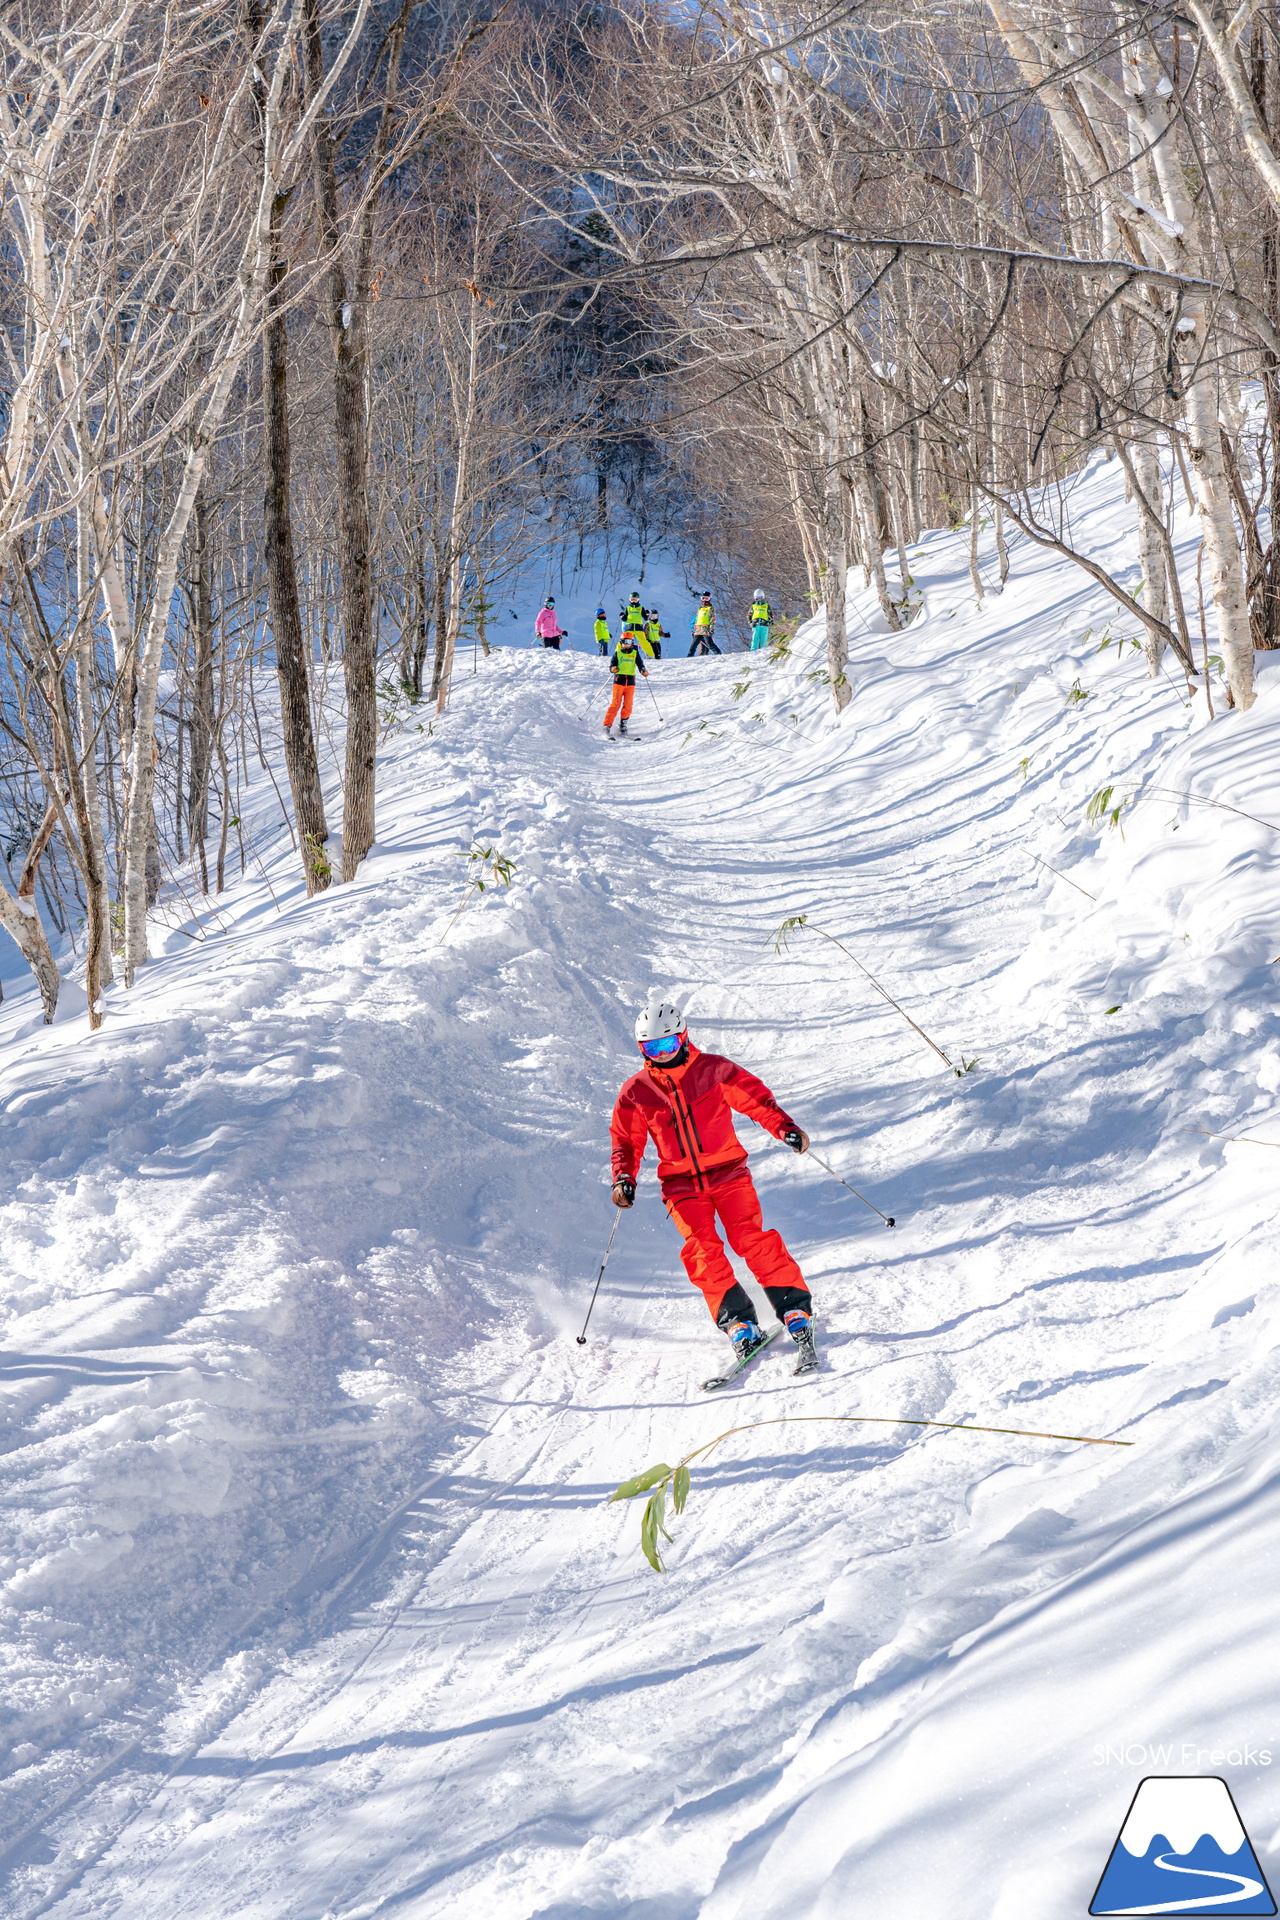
[604,637,648,737]
[689,593,720,655]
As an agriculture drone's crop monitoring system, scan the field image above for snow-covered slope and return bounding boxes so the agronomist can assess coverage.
[2,450,1279,1919]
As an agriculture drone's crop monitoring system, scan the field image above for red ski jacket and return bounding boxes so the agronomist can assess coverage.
[610,1043,797,1192]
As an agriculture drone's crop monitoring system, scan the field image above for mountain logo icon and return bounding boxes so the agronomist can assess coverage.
[1090,1776,1276,1915]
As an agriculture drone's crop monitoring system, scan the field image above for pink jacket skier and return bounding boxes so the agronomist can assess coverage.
[535,601,564,647]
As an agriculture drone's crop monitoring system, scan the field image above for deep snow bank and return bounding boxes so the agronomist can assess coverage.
[1,446,1278,1919]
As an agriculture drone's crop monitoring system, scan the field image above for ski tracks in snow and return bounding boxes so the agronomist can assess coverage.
[4,475,1280,1918]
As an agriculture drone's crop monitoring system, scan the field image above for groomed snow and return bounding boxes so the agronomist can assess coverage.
[2,448,1279,1919]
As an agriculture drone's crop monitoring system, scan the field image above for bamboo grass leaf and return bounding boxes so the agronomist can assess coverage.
[612,1416,1132,1573]
[610,1463,671,1503]
[640,1486,672,1572]
[772,913,807,954]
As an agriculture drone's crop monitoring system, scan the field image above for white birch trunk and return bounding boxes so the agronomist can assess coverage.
[435,302,480,716]
[1183,312,1256,707]
[822,467,851,711]
[76,495,113,986]
[1132,433,1170,676]
[0,885,61,1023]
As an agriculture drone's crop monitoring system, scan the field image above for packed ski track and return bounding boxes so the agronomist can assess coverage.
[3,451,1280,1919]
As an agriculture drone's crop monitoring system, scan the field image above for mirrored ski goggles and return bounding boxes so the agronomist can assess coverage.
[639,1032,685,1060]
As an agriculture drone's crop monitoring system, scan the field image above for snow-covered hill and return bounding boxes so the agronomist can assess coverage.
[2,450,1279,1919]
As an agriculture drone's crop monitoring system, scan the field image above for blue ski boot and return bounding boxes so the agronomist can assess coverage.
[727,1318,768,1363]
[784,1310,819,1377]
[699,1318,783,1391]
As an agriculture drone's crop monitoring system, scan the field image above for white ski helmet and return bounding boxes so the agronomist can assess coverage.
[634,994,686,1043]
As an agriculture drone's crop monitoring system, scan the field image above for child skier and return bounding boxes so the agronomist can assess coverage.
[535,600,565,649]
[624,591,645,634]
[750,591,772,649]
[621,602,653,658]
[594,608,611,655]
[645,609,666,659]
[610,995,818,1373]
[688,593,721,656]
[603,633,648,736]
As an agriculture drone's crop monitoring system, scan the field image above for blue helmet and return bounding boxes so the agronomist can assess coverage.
[597,607,606,617]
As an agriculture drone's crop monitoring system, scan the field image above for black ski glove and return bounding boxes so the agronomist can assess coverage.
[781,1128,806,1154]
[612,1177,636,1208]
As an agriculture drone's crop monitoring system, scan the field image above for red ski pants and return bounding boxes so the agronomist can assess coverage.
[663,1165,806,1320]
[604,683,635,727]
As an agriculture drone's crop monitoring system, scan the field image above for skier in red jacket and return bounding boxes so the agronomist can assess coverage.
[611,995,817,1372]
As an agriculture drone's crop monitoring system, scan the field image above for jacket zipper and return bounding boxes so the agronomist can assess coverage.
[682,1090,707,1155]
[667,1083,706,1189]
[665,1095,698,1177]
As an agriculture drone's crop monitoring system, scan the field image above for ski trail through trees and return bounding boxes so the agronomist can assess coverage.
[4,474,1280,1917]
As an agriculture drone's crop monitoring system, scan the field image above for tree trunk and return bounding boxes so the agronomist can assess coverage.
[332,308,376,874]
[969,485,984,603]
[1131,432,1170,675]
[994,504,1010,587]
[145,786,162,909]
[475,562,491,658]
[822,470,851,712]
[435,298,481,716]
[434,553,465,717]
[9,673,60,1021]
[1254,26,1280,648]
[307,0,403,877]
[215,732,231,896]
[264,211,331,895]
[0,883,60,1022]
[411,538,431,693]
[889,480,912,604]
[782,443,821,606]
[1220,426,1267,650]
[188,491,215,892]
[850,464,900,629]
[1183,314,1256,709]
[47,591,106,1031]
[75,495,112,990]
[429,558,449,700]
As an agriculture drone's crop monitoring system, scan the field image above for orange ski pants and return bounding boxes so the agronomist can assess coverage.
[663,1165,806,1321]
[604,682,635,727]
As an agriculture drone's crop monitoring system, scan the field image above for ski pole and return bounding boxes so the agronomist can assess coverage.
[576,1207,623,1344]
[579,671,607,722]
[806,1147,896,1226]
[644,675,664,723]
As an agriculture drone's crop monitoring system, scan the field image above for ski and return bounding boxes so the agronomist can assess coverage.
[699,1324,784,1392]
